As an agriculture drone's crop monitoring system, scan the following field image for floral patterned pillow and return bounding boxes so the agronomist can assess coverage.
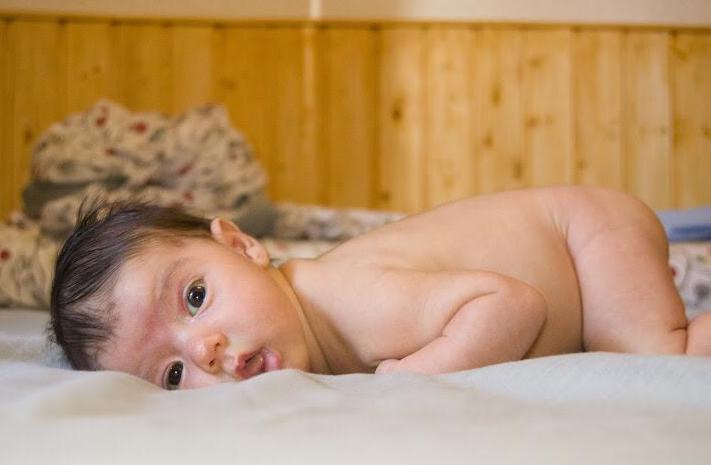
[24,99,277,239]
[669,242,711,318]
[0,216,58,309]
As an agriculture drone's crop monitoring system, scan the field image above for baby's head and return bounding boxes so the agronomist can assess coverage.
[50,200,311,389]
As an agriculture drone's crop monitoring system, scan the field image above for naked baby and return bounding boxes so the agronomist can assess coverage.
[50,187,711,390]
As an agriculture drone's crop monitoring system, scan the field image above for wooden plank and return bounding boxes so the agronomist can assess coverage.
[66,21,119,114]
[214,25,315,203]
[214,26,274,177]
[424,26,474,208]
[320,27,378,208]
[6,20,66,214]
[287,25,326,204]
[215,25,293,195]
[671,32,711,208]
[623,31,672,209]
[0,19,9,219]
[172,25,214,113]
[378,26,425,213]
[573,30,624,189]
[269,27,320,204]
[522,28,574,187]
[116,23,173,112]
[472,27,525,195]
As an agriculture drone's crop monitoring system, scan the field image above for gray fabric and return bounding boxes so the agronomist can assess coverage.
[22,178,125,219]
[227,191,279,238]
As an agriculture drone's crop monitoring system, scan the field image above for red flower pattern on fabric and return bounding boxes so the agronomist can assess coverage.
[131,121,148,133]
[177,163,194,176]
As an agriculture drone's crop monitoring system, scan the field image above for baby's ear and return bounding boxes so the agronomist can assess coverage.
[209,217,270,268]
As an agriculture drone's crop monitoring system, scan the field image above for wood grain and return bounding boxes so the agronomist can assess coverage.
[671,32,711,207]
[66,21,119,114]
[6,20,66,215]
[0,20,9,216]
[378,26,426,212]
[320,27,378,208]
[116,23,173,112]
[214,27,275,173]
[472,27,525,195]
[1,15,710,221]
[573,30,624,189]
[171,25,215,113]
[624,31,673,209]
[268,27,316,204]
[424,27,474,208]
[522,28,574,188]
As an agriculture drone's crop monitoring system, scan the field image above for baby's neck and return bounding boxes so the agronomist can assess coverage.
[268,263,332,374]
[277,259,368,374]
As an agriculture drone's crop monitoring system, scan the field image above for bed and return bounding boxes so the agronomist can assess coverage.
[2,305,711,465]
[2,100,711,464]
[2,238,711,465]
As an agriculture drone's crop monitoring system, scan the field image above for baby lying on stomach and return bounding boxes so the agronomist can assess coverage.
[50,187,711,390]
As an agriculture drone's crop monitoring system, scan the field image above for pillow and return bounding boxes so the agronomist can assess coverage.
[24,99,277,239]
[273,203,406,240]
[669,242,711,318]
[0,215,58,309]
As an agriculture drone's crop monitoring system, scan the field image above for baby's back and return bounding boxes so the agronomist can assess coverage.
[323,187,643,356]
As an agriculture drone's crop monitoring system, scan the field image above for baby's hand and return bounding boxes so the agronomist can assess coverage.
[375,359,400,374]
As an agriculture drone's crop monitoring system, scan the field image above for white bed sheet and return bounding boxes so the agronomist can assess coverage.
[1,308,711,465]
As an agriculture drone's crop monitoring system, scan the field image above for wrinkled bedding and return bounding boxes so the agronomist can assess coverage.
[1,309,710,465]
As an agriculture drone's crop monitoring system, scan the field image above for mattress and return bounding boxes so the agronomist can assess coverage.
[1,307,711,465]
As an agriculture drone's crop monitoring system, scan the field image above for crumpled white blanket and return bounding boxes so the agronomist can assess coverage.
[1,309,710,465]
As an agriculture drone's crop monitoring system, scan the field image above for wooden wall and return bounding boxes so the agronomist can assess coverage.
[1,15,710,221]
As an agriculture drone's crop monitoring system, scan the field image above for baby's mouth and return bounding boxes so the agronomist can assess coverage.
[235,348,282,380]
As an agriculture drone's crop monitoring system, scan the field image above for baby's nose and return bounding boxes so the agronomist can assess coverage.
[190,333,228,373]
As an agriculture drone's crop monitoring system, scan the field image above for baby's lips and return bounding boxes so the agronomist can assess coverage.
[240,353,264,379]
[234,348,282,380]
[234,349,263,380]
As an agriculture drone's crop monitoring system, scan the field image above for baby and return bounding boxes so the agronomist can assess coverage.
[50,187,711,390]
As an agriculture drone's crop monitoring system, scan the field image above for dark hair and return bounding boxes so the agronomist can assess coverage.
[49,199,211,370]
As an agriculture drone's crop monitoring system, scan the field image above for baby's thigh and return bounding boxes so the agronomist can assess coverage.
[571,201,686,354]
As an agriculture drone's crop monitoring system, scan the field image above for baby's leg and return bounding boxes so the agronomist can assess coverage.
[687,312,711,355]
[570,191,707,355]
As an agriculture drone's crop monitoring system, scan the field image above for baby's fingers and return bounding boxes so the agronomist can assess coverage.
[375,359,400,374]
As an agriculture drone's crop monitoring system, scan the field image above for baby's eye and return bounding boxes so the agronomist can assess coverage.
[164,361,183,390]
[184,279,207,317]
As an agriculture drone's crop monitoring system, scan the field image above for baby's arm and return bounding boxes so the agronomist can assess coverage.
[376,271,547,374]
